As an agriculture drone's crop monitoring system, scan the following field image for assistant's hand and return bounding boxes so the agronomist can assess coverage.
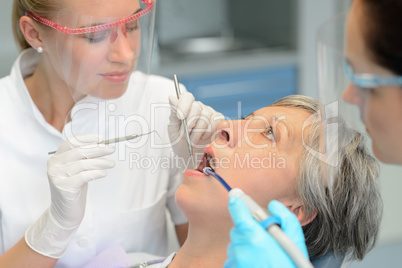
[225,197,309,268]
[25,135,116,258]
[168,91,224,157]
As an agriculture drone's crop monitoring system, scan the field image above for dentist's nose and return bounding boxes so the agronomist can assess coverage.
[107,27,134,63]
[342,83,366,108]
[343,83,357,104]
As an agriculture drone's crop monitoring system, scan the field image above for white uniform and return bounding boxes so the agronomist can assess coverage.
[0,49,188,268]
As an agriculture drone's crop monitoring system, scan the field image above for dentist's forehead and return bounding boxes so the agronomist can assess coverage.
[61,0,140,17]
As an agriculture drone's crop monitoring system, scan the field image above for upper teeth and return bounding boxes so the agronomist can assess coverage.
[207,155,215,170]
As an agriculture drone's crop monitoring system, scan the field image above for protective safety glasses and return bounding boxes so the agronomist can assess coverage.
[25,0,153,42]
[344,60,402,89]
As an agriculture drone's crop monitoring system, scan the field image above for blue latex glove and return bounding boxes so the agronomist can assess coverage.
[225,198,309,268]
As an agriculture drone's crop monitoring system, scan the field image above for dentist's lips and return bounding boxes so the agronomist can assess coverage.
[100,70,130,83]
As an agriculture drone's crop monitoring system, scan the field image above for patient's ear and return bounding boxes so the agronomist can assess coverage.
[287,202,317,227]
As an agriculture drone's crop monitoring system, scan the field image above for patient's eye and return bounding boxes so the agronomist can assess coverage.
[263,126,276,142]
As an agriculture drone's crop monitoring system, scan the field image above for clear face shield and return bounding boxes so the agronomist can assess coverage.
[316,13,364,130]
[27,0,155,139]
[315,13,367,188]
[310,13,385,248]
[317,11,402,166]
[26,0,154,102]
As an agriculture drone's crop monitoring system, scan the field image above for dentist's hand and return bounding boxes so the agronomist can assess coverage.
[25,135,116,258]
[168,91,224,158]
[225,198,309,268]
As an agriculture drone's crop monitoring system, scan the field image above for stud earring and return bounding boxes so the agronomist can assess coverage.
[37,46,43,53]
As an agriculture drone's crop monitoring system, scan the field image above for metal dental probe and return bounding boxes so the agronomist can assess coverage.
[102,131,157,145]
[173,74,196,169]
[48,131,157,155]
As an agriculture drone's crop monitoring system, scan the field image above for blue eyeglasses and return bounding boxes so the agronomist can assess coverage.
[344,61,402,88]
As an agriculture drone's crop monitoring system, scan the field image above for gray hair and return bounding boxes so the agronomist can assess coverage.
[270,95,383,261]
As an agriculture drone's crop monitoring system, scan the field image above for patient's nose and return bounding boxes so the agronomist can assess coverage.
[216,120,242,148]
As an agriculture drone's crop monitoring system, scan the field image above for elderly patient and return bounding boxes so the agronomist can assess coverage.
[151,95,381,268]
[89,95,382,267]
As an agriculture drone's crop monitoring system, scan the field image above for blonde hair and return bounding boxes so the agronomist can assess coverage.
[12,0,61,51]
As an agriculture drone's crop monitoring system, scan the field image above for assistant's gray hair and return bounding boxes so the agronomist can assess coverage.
[270,95,383,261]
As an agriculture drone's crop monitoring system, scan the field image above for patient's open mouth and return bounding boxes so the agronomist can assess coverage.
[196,152,216,173]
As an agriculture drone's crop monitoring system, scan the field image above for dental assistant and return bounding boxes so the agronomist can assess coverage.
[0,0,222,267]
[224,0,401,267]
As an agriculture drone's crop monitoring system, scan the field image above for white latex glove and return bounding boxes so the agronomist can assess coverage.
[168,91,224,159]
[25,134,116,258]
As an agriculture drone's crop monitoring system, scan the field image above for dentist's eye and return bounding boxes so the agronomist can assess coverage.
[82,30,110,43]
[263,126,276,141]
[125,20,139,32]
